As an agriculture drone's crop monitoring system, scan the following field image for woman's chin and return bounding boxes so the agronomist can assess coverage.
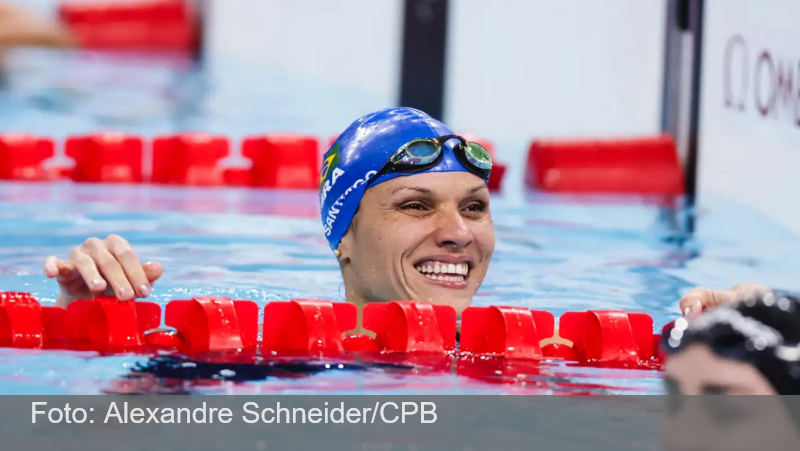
[409,281,472,311]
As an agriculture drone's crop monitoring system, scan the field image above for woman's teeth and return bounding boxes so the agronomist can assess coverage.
[415,262,469,281]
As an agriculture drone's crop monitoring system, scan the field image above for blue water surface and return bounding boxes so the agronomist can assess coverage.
[2,182,799,395]
[2,48,800,395]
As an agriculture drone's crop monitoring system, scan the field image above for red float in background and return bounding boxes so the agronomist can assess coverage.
[460,306,554,359]
[0,131,511,190]
[262,299,356,356]
[151,134,230,186]
[525,135,684,195]
[362,301,456,353]
[64,133,144,183]
[238,135,321,189]
[0,134,55,181]
[58,0,199,53]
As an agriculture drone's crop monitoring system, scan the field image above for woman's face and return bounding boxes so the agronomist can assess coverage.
[338,171,494,314]
[660,344,800,451]
[664,344,778,395]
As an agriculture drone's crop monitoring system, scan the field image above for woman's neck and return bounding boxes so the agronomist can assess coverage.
[342,289,372,336]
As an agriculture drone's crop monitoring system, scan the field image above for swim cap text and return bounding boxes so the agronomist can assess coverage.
[323,170,377,236]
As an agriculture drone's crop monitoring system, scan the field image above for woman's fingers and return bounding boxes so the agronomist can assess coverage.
[80,237,134,300]
[105,235,150,298]
[68,244,109,294]
[678,287,734,317]
[679,288,705,317]
[730,283,772,300]
[143,261,163,284]
[43,256,59,278]
[46,235,162,304]
[679,284,772,317]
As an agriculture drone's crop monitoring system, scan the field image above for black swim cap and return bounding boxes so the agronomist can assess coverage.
[663,292,800,395]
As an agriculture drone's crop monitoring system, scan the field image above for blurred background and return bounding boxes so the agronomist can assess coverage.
[1,0,798,232]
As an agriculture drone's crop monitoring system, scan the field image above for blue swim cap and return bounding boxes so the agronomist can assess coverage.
[319,107,489,251]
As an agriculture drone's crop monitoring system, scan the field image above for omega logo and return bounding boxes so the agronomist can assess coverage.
[723,33,800,128]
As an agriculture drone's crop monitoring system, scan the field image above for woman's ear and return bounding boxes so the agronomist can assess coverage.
[336,208,359,265]
[335,233,353,265]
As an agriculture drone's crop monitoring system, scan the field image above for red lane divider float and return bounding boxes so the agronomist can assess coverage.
[0,134,56,182]
[162,297,259,353]
[60,297,161,351]
[525,135,684,195]
[239,135,320,189]
[0,292,669,370]
[461,306,554,359]
[262,299,354,356]
[0,132,508,191]
[64,133,144,183]
[558,310,659,367]
[152,133,231,186]
[362,301,456,353]
[0,292,44,348]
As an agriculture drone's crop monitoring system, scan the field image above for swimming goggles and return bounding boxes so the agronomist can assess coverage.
[368,135,492,185]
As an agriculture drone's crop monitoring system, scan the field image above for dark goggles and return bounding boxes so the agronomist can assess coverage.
[368,135,492,186]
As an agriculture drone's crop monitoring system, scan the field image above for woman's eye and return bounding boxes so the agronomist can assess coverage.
[464,202,486,212]
[400,202,427,211]
[709,405,749,426]
[701,397,750,425]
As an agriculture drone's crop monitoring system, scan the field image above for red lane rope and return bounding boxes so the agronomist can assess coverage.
[0,291,671,371]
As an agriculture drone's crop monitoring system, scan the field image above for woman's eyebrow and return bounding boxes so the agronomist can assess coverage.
[699,383,735,395]
[391,186,435,196]
[467,185,488,195]
[390,185,487,196]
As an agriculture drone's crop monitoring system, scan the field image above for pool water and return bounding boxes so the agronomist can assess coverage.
[2,181,800,395]
[3,47,800,395]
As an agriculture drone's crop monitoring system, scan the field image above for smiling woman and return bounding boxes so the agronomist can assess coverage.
[42,107,496,329]
[320,108,495,318]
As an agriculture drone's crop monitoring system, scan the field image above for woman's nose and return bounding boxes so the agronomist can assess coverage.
[433,209,473,249]
[660,400,710,451]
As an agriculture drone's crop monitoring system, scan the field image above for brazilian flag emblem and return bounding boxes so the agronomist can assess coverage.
[320,142,342,189]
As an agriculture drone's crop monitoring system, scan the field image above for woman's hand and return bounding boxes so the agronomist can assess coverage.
[0,3,77,49]
[43,235,162,308]
[679,283,772,317]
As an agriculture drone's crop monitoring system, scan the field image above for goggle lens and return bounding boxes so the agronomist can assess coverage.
[464,142,493,170]
[391,139,441,166]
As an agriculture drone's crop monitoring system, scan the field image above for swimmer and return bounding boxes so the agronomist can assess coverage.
[660,293,800,450]
[664,292,800,394]
[42,107,496,322]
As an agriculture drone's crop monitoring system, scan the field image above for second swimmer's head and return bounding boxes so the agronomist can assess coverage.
[319,107,495,314]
